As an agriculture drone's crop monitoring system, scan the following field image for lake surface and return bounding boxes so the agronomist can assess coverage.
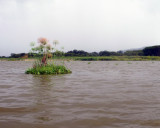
[0,61,160,128]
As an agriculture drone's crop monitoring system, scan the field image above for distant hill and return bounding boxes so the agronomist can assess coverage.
[143,45,160,56]
[122,47,145,52]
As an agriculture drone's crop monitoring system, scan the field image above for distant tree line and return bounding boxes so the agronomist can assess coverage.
[10,53,27,58]
[65,49,144,56]
[0,56,6,58]
[143,45,160,56]
[5,45,160,58]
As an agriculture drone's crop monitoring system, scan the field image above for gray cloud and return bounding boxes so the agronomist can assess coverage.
[0,0,160,56]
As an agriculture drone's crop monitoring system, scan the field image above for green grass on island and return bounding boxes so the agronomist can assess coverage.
[25,64,71,75]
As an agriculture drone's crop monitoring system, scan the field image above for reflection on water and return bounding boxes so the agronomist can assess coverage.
[0,61,160,128]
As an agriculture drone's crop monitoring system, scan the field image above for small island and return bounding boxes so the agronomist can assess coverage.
[25,38,71,75]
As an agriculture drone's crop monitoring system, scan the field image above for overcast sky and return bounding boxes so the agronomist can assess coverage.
[0,0,160,56]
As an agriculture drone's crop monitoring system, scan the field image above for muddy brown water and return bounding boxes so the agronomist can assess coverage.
[0,61,160,128]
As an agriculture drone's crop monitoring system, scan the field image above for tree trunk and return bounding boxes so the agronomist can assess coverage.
[41,55,47,66]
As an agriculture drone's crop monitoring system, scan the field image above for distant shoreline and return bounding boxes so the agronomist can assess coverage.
[1,56,160,61]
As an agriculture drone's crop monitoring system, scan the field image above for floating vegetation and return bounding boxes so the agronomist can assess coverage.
[25,64,71,75]
[127,62,132,64]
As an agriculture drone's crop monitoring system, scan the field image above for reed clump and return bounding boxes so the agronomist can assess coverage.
[25,63,71,75]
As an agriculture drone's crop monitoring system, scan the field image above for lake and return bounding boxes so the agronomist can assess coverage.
[0,61,160,128]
